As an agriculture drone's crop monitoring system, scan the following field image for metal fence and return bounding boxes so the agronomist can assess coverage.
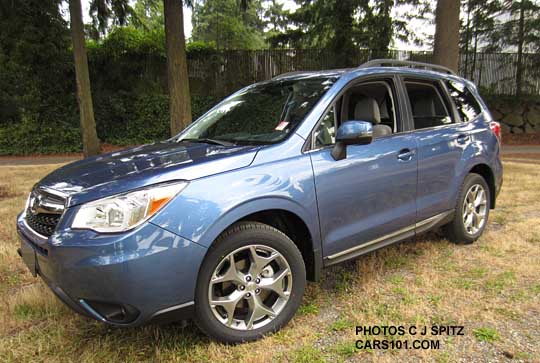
[186,49,540,97]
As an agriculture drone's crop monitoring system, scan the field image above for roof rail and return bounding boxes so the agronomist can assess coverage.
[272,71,308,79]
[358,59,456,75]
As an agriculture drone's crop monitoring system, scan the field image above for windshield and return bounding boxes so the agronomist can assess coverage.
[177,76,337,144]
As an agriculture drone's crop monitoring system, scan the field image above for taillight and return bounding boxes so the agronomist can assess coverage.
[490,121,502,143]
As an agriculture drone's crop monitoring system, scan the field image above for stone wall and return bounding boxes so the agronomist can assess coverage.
[487,97,540,134]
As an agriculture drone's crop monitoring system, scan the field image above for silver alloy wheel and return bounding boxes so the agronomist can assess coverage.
[462,183,488,235]
[208,244,293,331]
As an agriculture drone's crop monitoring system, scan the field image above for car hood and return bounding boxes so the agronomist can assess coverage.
[37,141,261,207]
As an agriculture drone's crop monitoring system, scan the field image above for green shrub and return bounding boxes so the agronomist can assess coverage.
[0,116,81,155]
[0,94,217,155]
[0,23,223,155]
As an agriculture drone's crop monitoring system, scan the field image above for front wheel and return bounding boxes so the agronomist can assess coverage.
[443,173,491,244]
[194,222,306,343]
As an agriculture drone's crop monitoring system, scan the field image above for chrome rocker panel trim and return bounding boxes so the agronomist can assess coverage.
[325,211,453,265]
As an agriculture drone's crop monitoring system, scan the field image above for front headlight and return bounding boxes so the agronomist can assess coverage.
[72,181,188,233]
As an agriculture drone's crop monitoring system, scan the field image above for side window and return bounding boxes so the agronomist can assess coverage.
[343,81,397,133]
[405,81,452,130]
[445,80,483,122]
[314,105,337,148]
[311,79,398,149]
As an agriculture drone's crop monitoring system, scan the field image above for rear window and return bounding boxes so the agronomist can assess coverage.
[445,80,483,122]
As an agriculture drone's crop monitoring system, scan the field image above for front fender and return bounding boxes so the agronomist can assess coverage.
[150,152,321,252]
[195,196,319,250]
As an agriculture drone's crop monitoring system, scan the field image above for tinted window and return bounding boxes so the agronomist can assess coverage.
[405,81,452,130]
[445,80,483,122]
[179,76,336,144]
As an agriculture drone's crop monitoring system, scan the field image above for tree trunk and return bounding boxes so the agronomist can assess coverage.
[433,0,461,73]
[515,0,525,96]
[472,28,478,79]
[69,0,100,157]
[464,0,472,78]
[164,0,192,136]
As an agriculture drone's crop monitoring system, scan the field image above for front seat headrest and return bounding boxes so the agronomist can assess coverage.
[354,97,381,124]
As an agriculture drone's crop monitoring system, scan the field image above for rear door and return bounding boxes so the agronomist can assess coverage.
[308,76,418,261]
[400,76,471,222]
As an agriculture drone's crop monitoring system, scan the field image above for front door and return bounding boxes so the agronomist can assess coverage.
[308,78,418,261]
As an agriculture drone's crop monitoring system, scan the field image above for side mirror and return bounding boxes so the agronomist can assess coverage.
[331,121,373,161]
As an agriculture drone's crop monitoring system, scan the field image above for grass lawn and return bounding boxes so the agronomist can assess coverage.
[0,158,539,363]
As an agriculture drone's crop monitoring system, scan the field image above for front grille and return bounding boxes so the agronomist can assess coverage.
[24,188,66,238]
[25,211,61,237]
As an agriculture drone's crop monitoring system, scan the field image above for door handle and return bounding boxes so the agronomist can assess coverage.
[397,149,414,161]
[456,134,470,144]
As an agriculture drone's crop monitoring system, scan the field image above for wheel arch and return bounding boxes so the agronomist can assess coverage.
[468,163,496,209]
[200,200,322,282]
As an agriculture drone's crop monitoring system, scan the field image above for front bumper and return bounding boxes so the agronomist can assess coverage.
[16,213,207,326]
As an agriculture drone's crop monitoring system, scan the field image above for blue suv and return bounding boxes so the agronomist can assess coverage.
[17,60,502,343]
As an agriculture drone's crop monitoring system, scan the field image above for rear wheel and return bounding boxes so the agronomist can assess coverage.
[443,173,490,244]
[195,222,306,343]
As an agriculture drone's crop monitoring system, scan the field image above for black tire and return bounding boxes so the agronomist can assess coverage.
[194,222,306,343]
[443,173,491,244]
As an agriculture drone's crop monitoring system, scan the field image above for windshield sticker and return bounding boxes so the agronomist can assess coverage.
[275,121,289,131]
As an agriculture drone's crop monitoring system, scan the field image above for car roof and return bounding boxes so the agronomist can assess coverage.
[274,66,454,81]
[271,64,474,92]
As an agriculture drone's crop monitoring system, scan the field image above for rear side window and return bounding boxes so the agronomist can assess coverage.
[405,81,452,130]
[445,80,483,122]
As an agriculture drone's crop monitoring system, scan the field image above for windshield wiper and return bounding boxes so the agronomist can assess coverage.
[179,138,235,147]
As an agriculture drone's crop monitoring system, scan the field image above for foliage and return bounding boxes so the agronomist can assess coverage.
[2,0,540,154]
[0,13,218,154]
[186,40,217,55]
[132,0,165,32]
[89,0,136,36]
[191,0,266,50]
[263,0,291,47]
[460,0,500,52]
[275,0,433,67]
[472,327,500,343]
[487,1,540,95]
[486,0,540,53]
[93,92,216,146]
[392,0,434,48]
[0,0,79,154]
[460,0,501,79]
[0,92,216,155]
[0,116,82,155]
[0,0,72,125]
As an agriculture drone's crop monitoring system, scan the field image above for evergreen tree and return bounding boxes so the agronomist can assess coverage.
[460,0,501,78]
[132,0,165,32]
[487,0,540,95]
[276,0,434,66]
[263,0,291,47]
[0,0,71,125]
[89,0,135,36]
[191,0,265,49]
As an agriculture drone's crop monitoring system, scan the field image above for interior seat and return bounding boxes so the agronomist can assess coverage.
[412,97,436,116]
[353,97,392,138]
